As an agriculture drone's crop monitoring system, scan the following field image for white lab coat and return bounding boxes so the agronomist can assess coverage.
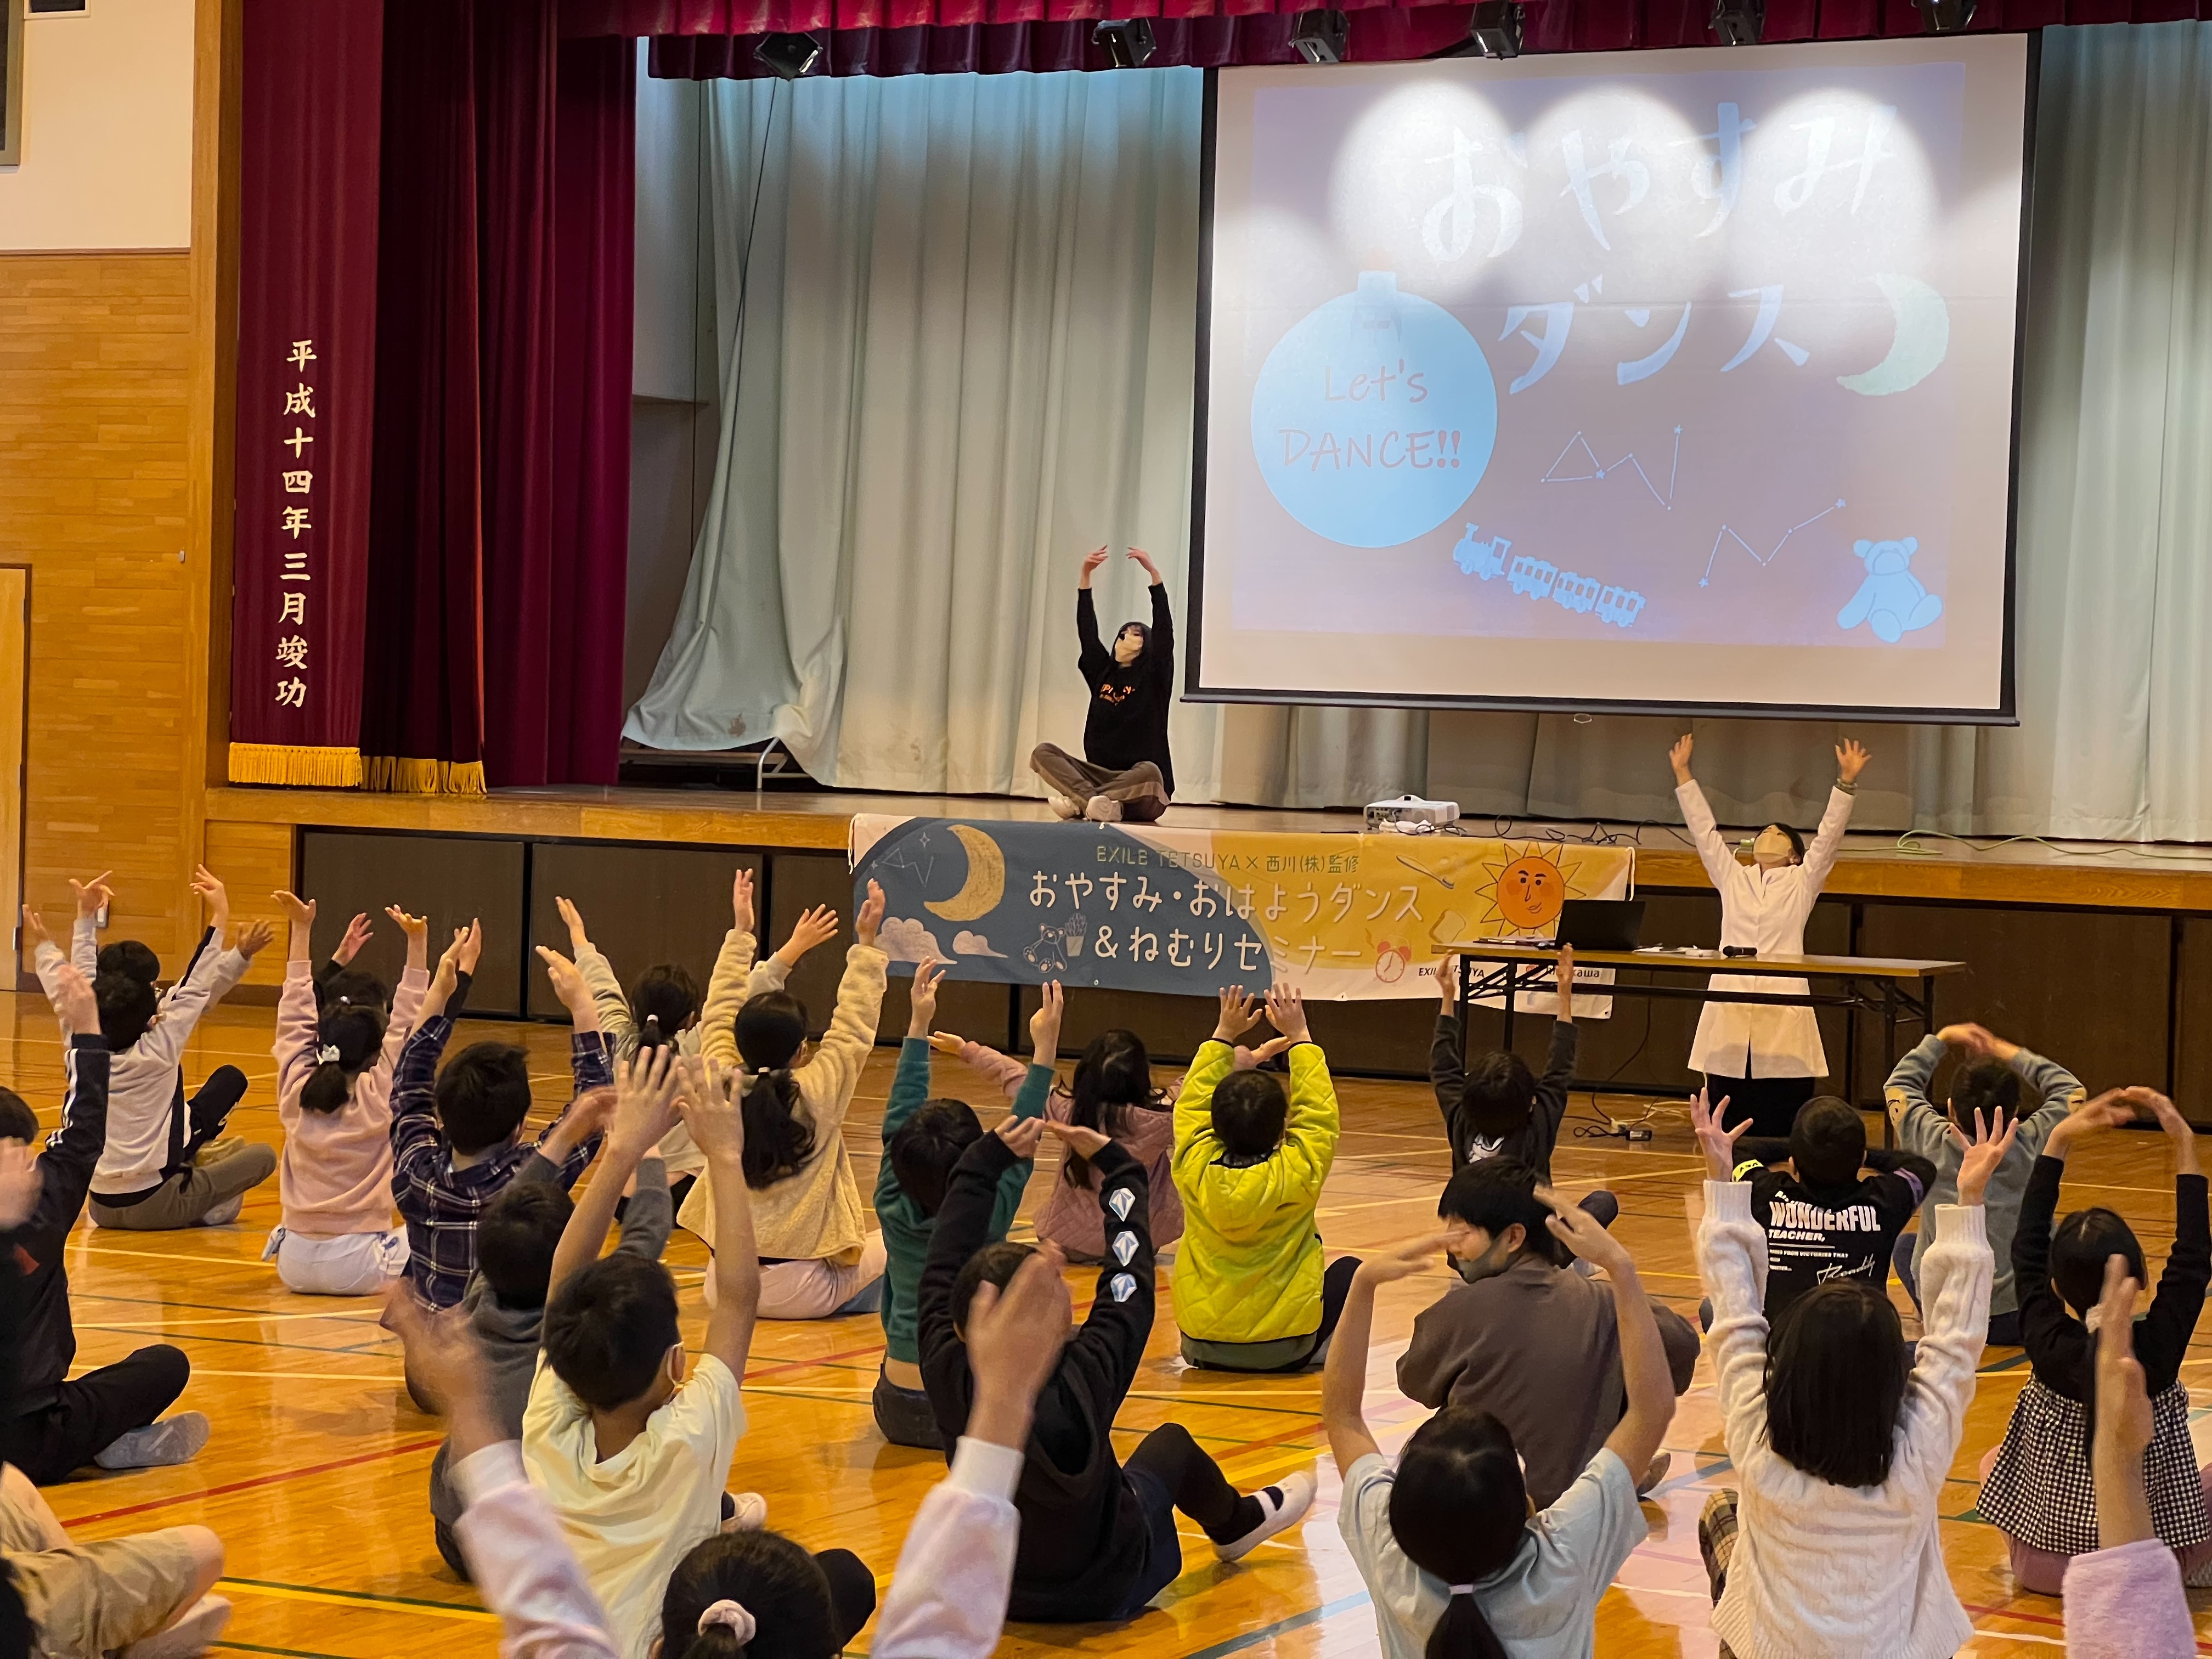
[1677,779,1856,1078]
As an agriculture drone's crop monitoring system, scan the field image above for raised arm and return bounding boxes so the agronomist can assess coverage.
[1065,1135,1153,1397]
[2132,1091,2208,1390]
[1075,550,1111,682]
[697,872,762,1069]
[1543,1189,1673,1477]
[67,871,109,980]
[930,1032,1027,1099]
[1689,1088,1769,1445]
[684,1057,761,1382]
[559,899,640,1060]
[1893,1109,2007,1499]
[1132,549,1173,676]
[1173,989,1259,1182]
[31,970,111,1237]
[880,961,947,1207]
[137,922,263,1066]
[272,891,321,1090]
[1669,736,1742,890]
[1796,741,1867,894]
[548,1051,679,1303]
[1324,1237,1444,1474]
[989,985,1063,1233]
[1268,989,1340,1206]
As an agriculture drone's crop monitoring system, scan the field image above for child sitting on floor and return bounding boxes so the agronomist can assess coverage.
[873,962,1059,1450]
[425,1114,674,1581]
[678,874,891,1321]
[1173,986,1361,1373]
[264,891,430,1296]
[1978,1085,2212,1593]
[1885,1020,2084,1347]
[30,868,278,1232]
[919,1113,1311,1623]
[926,1023,1276,1262]
[524,1051,783,1659]
[391,922,613,1311]
[0,966,215,1487]
[1327,1202,1675,1659]
[1718,1091,1938,1323]
[557,894,710,1215]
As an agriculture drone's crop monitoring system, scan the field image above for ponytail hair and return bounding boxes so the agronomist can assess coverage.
[1387,1407,1528,1659]
[300,996,389,1115]
[1063,1028,1159,1187]
[659,1531,838,1659]
[631,963,701,1053]
[735,992,815,1189]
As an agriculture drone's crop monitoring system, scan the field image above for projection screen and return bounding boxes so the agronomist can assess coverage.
[1189,35,2032,719]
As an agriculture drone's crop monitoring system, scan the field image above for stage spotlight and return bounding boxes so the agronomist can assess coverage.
[1711,0,1764,44]
[1092,18,1157,67]
[1291,8,1351,63]
[1466,1,1523,59]
[1910,0,1975,29]
[753,31,823,79]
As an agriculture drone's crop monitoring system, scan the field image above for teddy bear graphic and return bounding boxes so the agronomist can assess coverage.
[1837,537,1944,644]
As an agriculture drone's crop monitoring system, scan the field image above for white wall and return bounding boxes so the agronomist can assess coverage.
[0,0,194,251]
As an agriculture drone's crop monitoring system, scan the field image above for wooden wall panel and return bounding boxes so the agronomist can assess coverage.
[0,252,200,977]
[524,843,761,1022]
[202,819,293,986]
[297,831,529,1017]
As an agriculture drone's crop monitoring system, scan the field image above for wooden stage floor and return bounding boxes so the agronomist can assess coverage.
[18,994,2212,1658]
[206,781,2212,912]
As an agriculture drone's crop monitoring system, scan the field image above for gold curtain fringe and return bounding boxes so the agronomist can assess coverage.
[363,755,488,796]
[227,743,365,788]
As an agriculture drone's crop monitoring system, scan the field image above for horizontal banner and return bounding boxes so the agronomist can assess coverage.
[849,816,1633,1001]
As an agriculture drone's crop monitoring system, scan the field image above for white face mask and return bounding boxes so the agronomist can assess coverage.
[1751,826,1797,868]
[1113,629,1144,665]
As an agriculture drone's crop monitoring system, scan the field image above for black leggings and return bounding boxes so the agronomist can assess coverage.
[815,1547,877,1647]
[1125,1423,1249,1542]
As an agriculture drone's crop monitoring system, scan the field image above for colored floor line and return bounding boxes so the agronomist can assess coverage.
[1182,1589,1374,1658]
[66,1436,445,1526]
[219,1575,496,1623]
[212,1643,352,1658]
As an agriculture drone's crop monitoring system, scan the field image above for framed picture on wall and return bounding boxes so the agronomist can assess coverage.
[1,0,20,168]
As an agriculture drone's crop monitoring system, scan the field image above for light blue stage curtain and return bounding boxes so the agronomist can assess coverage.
[623,67,1428,806]
[631,25,2212,832]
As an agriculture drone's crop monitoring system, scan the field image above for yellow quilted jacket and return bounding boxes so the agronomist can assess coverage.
[1170,1040,1341,1343]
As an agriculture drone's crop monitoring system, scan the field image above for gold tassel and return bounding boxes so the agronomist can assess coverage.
[227,743,365,787]
[362,755,488,796]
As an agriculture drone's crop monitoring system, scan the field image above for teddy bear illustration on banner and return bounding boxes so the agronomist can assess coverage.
[1837,537,1944,644]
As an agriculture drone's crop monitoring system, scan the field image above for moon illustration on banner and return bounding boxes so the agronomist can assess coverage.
[1836,274,1950,397]
[926,825,1008,922]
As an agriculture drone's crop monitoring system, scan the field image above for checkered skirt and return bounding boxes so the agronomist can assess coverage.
[1978,1378,2209,1556]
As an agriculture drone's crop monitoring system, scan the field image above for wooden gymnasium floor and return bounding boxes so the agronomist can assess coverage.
[16,994,2212,1659]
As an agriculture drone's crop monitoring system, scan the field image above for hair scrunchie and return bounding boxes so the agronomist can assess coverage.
[317,1045,343,1064]
[697,1599,756,1644]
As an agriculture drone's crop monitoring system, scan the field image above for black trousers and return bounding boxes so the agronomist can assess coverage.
[816,1547,877,1647]
[1701,1073,1818,1141]
[1124,1423,1245,1541]
[180,1065,250,1164]
[4,1343,190,1485]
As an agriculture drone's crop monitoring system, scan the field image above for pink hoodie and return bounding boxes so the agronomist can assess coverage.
[275,960,429,1237]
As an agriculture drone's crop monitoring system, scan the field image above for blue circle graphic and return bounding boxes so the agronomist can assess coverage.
[1250,273,1497,550]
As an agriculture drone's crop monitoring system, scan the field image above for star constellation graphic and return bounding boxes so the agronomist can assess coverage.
[1541,427,1683,511]
[1701,498,1847,586]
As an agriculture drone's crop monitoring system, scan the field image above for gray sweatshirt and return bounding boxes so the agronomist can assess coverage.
[427,1152,673,1532]
[1888,1035,2082,1316]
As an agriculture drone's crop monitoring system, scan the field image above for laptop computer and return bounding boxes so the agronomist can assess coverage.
[1553,898,1645,952]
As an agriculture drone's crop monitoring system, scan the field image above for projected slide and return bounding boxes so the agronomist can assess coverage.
[1194,37,2028,715]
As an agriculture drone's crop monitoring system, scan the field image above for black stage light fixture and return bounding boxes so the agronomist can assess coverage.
[1291,8,1351,63]
[1711,0,1764,44]
[1467,1,1523,59]
[1092,18,1157,67]
[1910,0,1975,30]
[753,31,823,79]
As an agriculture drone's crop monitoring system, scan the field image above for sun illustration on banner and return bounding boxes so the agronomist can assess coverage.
[1474,843,1589,937]
[924,825,1007,923]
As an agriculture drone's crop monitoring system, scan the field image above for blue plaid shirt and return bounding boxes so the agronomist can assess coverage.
[389,1003,612,1310]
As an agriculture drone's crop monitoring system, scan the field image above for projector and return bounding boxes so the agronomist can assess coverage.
[1365,795,1462,831]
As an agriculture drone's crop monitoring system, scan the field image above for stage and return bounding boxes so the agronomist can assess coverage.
[196,781,2212,1113]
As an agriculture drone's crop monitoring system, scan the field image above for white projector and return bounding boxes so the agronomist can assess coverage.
[1364,795,1462,831]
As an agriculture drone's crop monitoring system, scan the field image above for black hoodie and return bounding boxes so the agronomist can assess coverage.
[1077,583,1176,797]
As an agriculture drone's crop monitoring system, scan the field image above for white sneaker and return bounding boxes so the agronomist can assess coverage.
[119,1594,232,1658]
[1084,797,1123,823]
[95,1412,211,1470]
[1216,1469,1316,1561]
[1049,794,1085,821]
[199,1196,244,1227]
[722,1491,769,1533]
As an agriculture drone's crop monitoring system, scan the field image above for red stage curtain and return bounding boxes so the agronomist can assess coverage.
[229,0,383,787]
[568,0,2212,65]
[546,37,637,786]
[361,0,490,794]
[347,0,633,793]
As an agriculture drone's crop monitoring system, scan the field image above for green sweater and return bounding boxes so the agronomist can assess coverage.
[876,1037,1052,1365]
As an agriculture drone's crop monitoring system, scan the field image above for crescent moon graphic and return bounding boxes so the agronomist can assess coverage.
[926,825,1007,922]
[1836,273,1950,397]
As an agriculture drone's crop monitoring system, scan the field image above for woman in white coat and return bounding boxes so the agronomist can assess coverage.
[1672,733,1870,1138]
